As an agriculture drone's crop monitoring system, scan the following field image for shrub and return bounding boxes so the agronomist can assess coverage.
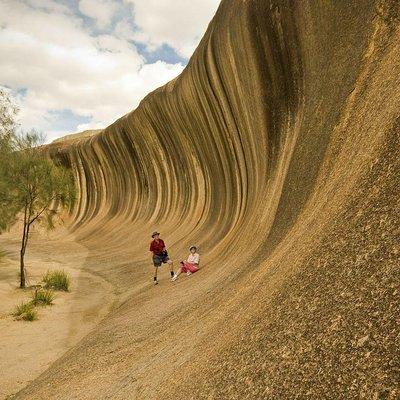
[42,270,70,291]
[12,301,37,321]
[22,307,38,321]
[30,288,55,306]
[13,301,33,316]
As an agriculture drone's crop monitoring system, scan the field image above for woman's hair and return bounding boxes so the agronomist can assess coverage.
[189,245,197,251]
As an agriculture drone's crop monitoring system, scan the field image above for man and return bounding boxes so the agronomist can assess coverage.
[149,231,174,285]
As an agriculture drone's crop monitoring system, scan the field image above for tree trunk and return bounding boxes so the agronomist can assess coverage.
[20,204,28,289]
[20,248,25,288]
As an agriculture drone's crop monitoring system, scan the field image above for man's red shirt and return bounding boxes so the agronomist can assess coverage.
[150,239,165,255]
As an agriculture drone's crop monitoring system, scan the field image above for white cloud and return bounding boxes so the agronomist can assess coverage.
[125,0,221,58]
[0,0,219,142]
[78,0,120,29]
[24,0,72,14]
[76,121,105,132]
[114,19,136,41]
[0,0,184,142]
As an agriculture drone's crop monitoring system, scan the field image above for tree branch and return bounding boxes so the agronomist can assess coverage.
[27,196,56,227]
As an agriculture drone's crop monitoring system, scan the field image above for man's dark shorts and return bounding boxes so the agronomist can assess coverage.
[153,254,169,267]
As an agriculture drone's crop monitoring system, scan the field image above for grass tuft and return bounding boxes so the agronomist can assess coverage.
[12,301,37,321]
[13,301,34,316]
[22,307,38,321]
[42,270,70,291]
[30,288,55,306]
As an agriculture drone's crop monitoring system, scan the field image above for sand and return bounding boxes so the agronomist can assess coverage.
[0,228,117,399]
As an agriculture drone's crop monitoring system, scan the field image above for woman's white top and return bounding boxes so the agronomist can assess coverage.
[187,252,200,264]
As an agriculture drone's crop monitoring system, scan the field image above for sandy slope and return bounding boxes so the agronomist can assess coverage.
[0,229,117,399]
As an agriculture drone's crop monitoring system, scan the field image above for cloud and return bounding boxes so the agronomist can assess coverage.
[0,0,219,142]
[0,0,184,142]
[24,0,72,14]
[124,0,221,58]
[78,0,120,29]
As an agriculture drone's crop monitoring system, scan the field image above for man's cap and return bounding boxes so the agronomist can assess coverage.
[152,231,160,238]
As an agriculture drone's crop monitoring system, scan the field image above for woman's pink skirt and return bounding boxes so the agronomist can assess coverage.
[180,262,199,273]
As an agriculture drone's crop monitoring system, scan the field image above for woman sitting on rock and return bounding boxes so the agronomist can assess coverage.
[171,246,200,281]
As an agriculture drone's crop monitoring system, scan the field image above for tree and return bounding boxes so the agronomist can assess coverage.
[12,132,75,287]
[0,87,18,143]
[0,87,19,231]
[0,90,76,288]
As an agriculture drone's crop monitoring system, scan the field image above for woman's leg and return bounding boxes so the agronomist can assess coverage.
[187,263,199,273]
[171,266,182,281]
[172,261,186,281]
[167,259,174,277]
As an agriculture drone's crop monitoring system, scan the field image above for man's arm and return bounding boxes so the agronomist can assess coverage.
[149,242,154,262]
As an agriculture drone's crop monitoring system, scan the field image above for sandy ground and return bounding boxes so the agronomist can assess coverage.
[0,227,117,400]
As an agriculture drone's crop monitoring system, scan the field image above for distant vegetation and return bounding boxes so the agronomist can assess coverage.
[42,270,71,292]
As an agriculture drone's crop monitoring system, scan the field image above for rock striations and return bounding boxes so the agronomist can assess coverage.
[17,1,399,399]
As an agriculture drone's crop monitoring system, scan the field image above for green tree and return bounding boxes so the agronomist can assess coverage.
[0,88,19,231]
[12,132,75,288]
[0,90,76,288]
[0,87,18,143]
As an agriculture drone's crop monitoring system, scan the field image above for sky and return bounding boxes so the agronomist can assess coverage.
[0,0,220,142]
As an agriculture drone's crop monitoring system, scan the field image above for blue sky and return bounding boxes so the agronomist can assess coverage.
[0,0,220,142]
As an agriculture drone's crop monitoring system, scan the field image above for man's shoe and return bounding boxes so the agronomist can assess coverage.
[186,271,192,276]
[171,274,178,282]
[154,277,158,285]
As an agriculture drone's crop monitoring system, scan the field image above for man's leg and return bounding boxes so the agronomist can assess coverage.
[154,266,159,284]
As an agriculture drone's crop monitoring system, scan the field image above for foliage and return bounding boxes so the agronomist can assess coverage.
[0,87,18,146]
[10,131,76,227]
[0,88,19,231]
[12,301,35,319]
[42,270,71,291]
[30,288,55,306]
[21,307,38,321]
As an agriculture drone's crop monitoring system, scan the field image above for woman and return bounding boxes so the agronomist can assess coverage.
[171,246,200,281]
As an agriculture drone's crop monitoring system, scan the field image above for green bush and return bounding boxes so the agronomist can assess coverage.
[12,301,37,321]
[22,308,38,321]
[13,301,33,316]
[30,288,55,306]
[42,270,70,291]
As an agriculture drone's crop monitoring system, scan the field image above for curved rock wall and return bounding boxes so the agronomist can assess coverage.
[26,0,400,398]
